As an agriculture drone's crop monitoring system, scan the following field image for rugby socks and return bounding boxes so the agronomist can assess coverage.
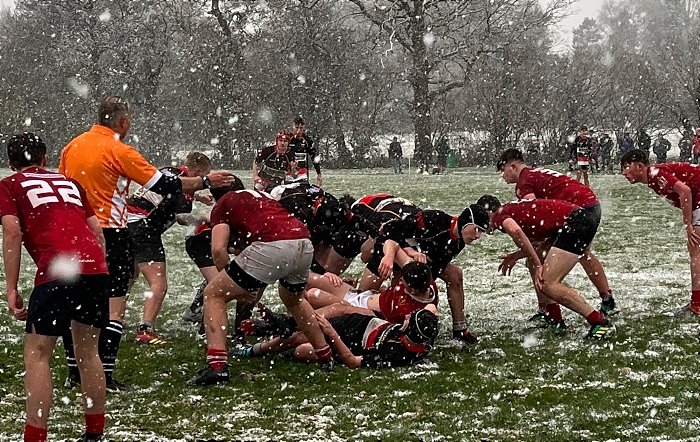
[315,345,333,362]
[99,320,123,382]
[23,424,47,442]
[586,310,607,326]
[85,413,105,439]
[599,289,614,301]
[206,349,228,370]
[62,330,81,384]
[537,302,546,313]
[452,320,467,333]
[691,290,700,313]
[545,303,563,322]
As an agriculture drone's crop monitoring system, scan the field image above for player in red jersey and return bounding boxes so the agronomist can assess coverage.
[621,149,700,317]
[303,261,438,323]
[189,184,335,385]
[478,195,616,339]
[496,148,618,318]
[0,133,108,442]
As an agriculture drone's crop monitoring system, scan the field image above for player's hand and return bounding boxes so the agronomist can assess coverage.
[317,174,323,186]
[498,253,519,276]
[237,291,259,304]
[378,255,394,280]
[322,272,343,287]
[410,252,427,264]
[207,171,236,188]
[314,313,334,335]
[687,226,700,248]
[196,193,215,206]
[534,266,545,291]
[7,289,27,321]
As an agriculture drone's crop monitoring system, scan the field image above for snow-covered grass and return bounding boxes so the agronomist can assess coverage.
[1,166,700,441]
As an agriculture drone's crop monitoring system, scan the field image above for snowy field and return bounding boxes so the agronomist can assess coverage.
[1,166,700,441]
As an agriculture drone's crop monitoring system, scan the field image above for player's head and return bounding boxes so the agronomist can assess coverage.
[457,204,490,244]
[620,149,649,184]
[275,131,291,152]
[292,117,305,138]
[184,151,212,177]
[401,261,432,293]
[98,96,132,137]
[475,195,501,234]
[476,194,501,213]
[496,149,527,183]
[310,198,349,243]
[7,132,47,170]
[210,174,245,201]
[402,309,439,345]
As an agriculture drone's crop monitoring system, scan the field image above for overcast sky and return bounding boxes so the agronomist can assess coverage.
[0,0,605,48]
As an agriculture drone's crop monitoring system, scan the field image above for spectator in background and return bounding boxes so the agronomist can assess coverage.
[526,136,540,167]
[693,128,700,164]
[652,132,672,164]
[589,130,600,173]
[636,128,651,156]
[572,126,591,187]
[619,132,634,158]
[388,136,403,174]
[288,117,322,186]
[679,130,693,163]
[435,136,449,174]
[599,133,614,172]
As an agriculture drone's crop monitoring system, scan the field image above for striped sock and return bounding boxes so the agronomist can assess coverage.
[206,349,228,370]
[99,320,123,382]
[315,345,332,362]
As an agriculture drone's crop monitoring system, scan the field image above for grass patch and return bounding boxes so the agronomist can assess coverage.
[1,167,700,441]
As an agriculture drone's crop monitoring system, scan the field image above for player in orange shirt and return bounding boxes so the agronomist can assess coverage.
[59,96,234,391]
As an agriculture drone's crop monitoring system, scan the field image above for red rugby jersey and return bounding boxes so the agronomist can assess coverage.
[210,189,309,248]
[516,167,599,208]
[0,167,108,285]
[492,199,579,241]
[646,163,700,210]
[379,279,439,324]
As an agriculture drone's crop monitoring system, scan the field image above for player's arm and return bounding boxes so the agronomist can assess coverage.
[175,212,210,226]
[673,181,700,247]
[309,141,322,184]
[521,192,535,200]
[377,217,416,279]
[86,215,106,256]
[1,215,27,320]
[252,158,261,185]
[500,218,542,283]
[211,223,232,271]
[315,313,361,369]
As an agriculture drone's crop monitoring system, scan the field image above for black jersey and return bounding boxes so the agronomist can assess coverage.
[374,210,464,277]
[255,145,294,186]
[329,313,431,369]
[288,134,320,178]
[127,166,192,233]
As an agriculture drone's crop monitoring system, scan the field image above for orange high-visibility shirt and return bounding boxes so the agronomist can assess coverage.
[59,125,161,229]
